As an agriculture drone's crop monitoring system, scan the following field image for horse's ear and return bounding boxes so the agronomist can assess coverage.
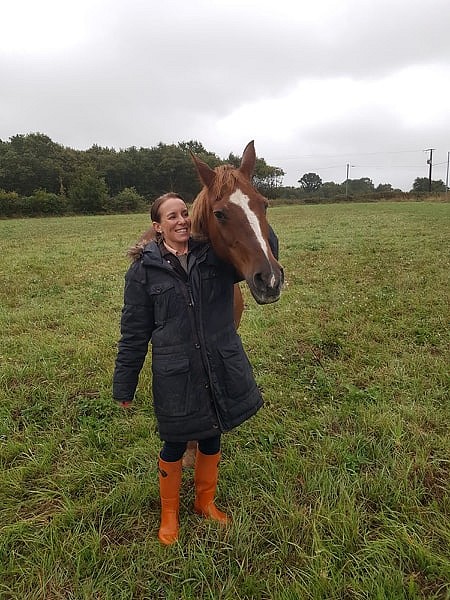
[239,140,256,180]
[191,152,216,188]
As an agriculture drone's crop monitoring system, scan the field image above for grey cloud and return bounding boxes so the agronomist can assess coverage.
[1,0,449,191]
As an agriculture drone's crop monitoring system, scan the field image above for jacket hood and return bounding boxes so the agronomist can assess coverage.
[128,233,210,263]
[139,238,210,268]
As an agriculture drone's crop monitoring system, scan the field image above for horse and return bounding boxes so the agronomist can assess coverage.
[130,141,284,466]
[190,140,283,306]
[182,140,283,465]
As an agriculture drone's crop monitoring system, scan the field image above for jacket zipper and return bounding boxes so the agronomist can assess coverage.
[186,272,226,432]
[143,244,226,431]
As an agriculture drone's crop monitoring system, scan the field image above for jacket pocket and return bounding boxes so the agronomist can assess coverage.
[149,282,175,327]
[152,355,192,417]
[200,267,230,305]
[217,341,256,400]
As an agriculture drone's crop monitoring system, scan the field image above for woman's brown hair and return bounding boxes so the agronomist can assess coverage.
[127,192,185,261]
[150,192,184,224]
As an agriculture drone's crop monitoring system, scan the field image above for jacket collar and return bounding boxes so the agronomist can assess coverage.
[141,238,210,268]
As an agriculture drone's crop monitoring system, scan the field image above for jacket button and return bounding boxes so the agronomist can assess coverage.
[213,423,219,429]
[204,383,209,389]
[195,343,201,349]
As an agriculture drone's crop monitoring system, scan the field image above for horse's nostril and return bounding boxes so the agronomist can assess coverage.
[253,272,268,288]
[249,266,283,303]
[253,269,282,290]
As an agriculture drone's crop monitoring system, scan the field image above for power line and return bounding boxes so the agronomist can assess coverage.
[273,149,426,161]
[316,164,426,170]
[274,146,450,189]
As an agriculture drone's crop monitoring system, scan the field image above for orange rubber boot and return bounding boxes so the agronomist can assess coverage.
[158,457,182,545]
[194,450,230,524]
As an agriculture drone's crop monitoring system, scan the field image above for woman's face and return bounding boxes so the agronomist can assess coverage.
[153,196,191,252]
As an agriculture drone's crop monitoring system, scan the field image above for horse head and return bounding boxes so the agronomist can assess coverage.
[190,141,284,305]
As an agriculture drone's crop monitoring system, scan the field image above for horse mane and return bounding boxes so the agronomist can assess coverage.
[191,165,240,241]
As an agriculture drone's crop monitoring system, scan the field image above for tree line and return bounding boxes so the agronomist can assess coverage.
[0,133,446,218]
[0,133,284,217]
[296,171,447,198]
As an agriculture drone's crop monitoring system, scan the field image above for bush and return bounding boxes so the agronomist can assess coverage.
[68,170,109,214]
[105,187,147,213]
[0,189,23,217]
[21,190,69,216]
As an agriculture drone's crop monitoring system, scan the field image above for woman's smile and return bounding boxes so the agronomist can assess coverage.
[154,196,191,253]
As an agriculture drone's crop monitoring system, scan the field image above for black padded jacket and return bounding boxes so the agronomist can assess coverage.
[113,237,267,442]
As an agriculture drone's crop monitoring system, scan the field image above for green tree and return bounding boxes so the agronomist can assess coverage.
[117,146,158,199]
[0,189,22,217]
[177,141,222,198]
[107,187,146,213]
[375,183,394,193]
[345,177,375,195]
[253,158,284,199]
[84,145,121,194]
[22,190,68,216]
[0,132,287,207]
[298,172,322,193]
[225,153,284,198]
[411,177,446,193]
[68,169,109,214]
[153,143,196,197]
[0,133,69,195]
[178,140,210,156]
[320,181,345,198]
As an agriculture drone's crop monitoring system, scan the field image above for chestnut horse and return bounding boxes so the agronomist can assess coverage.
[190,140,283,306]
[182,140,283,465]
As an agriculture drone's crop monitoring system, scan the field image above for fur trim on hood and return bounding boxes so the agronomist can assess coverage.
[127,227,156,261]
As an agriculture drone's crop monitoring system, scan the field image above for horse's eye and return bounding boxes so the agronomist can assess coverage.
[214,210,226,222]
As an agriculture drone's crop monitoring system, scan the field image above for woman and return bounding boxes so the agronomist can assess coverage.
[113,192,276,545]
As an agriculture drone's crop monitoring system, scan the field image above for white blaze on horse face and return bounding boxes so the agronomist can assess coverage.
[228,189,276,287]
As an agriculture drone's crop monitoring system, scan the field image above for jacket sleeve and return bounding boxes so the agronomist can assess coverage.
[113,263,154,402]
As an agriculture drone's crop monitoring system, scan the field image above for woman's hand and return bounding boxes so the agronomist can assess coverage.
[117,400,132,408]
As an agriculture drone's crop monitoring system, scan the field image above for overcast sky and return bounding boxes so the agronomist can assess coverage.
[2,0,450,190]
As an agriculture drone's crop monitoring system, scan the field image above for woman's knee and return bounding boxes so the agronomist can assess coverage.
[198,435,221,455]
[160,441,187,462]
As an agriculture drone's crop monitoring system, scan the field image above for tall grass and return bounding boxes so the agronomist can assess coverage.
[1,203,449,599]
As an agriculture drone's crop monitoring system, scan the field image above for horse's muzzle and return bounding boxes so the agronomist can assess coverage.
[248,266,284,305]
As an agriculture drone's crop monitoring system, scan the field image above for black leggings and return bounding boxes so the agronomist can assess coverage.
[160,435,221,462]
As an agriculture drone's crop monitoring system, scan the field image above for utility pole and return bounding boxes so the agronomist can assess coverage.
[345,163,355,198]
[424,148,434,192]
[446,151,449,199]
[346,163,349,198]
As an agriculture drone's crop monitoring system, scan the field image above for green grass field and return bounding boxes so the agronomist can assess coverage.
[1,202,449,599]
